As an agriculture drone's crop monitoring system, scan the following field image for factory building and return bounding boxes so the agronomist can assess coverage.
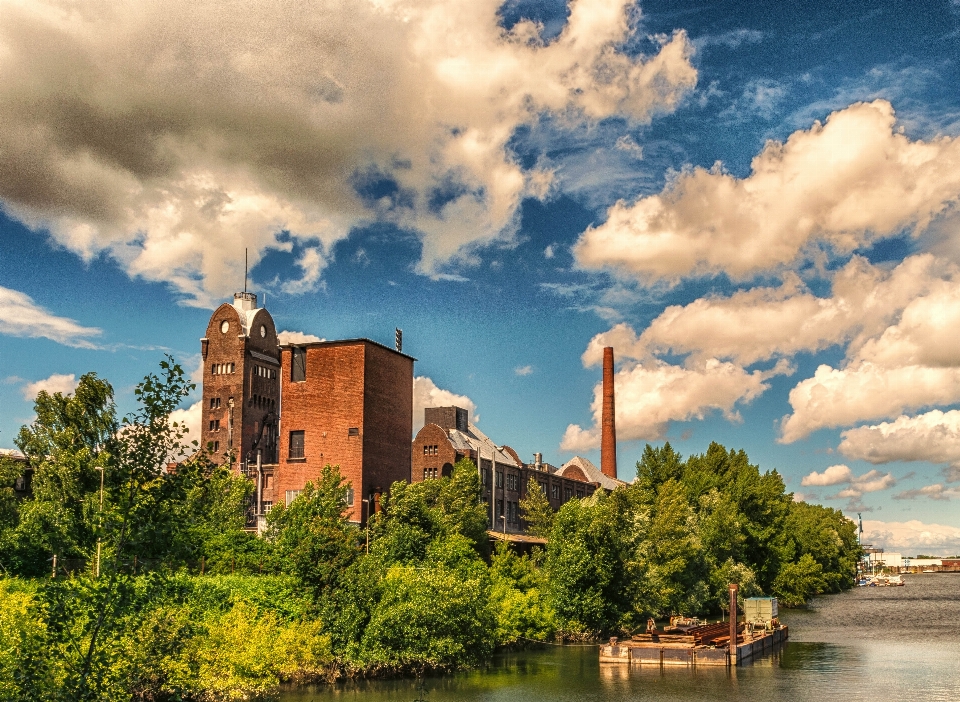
[200,292,414,528]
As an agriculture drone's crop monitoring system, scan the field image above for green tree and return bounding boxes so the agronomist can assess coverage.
[545,493,630,637]
[773,553,829,606]
[519,476,553,538]
[11,373,116,574]
[266,464,361,597]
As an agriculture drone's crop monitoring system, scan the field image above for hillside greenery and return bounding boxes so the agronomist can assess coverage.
[0,360,860,700]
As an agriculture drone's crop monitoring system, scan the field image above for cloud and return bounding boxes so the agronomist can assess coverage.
[574,100,960,283]
[800,464,896,503]
[861,519,960,553]
[781,363,960,443]
[544,244,555,259]
[413,376,477,433]
[777,261,960,442]
[21,373,79,401]
[839,410,960,468]
[277,330,324,345]
[514,365,533,376]
[801,464,854,487]
[582,255,946,367]
[0,285,102,348]
[893,484,960,501]
[168,401,202,446]
[0,0,696,305]
[560,358,788,450]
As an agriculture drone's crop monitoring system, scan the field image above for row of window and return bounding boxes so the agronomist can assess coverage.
[253,364,277,379]
[495,499,521,524]
[210,397,221,409]
[250,394,275,410]
[209,419,221,431]
[422,444,439,456]
[423,467,439,479]
[211,363,235,375]
[285,488,355,508]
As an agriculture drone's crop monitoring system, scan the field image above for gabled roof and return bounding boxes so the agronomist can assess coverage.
[559,456,625,490]
[446,423,522,467]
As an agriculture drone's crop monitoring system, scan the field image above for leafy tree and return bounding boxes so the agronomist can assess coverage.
[545,493,630,636]
[266,464,361,597]
[773,553,829,606]
[488,542,555,645]
[519,476,553,538]
[10,373,116,573]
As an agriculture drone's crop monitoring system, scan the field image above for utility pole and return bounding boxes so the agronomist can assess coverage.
[95,466,104,578]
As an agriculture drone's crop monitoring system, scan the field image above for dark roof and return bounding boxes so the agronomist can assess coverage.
[278,337,417,361]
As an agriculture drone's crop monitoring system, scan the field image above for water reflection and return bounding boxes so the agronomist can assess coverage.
[285,574,960,702]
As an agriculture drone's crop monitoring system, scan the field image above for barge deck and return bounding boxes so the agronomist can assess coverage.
[599,622,789,667]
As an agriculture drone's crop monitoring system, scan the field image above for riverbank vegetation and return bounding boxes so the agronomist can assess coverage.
[0,360,860,700]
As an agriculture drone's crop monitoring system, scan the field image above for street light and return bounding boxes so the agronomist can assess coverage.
[95,466,104,578]
[362,498,370,554]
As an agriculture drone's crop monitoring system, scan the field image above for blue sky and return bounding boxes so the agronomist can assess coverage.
[2,0,960,553]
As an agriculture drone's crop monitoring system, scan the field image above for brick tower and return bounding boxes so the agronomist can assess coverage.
[601,346,617,480]
[200,292,280,469]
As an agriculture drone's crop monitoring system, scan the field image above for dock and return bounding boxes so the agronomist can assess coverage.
[599,622,788,666]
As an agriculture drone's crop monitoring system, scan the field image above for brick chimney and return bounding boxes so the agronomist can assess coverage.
[601,346,617,480]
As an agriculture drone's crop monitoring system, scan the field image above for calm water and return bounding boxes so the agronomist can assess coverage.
[285,574,960,701]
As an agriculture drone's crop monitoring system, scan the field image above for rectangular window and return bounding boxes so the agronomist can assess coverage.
[348,427,360,437]
[423,445,429,456]
[551,484,560,500]
[289,430,305,460]
[213,441,219,452]
[496,470,504,488]
[291,347,306,382]
[576,490,584,499]
[564,487,573,501]
[344,487,355,507]
[482,469,488,486]
[209,397,220,409]
[208,419,220,431]
[262,501,273,514]
[539,481,548,493]
[285,490,302,506]
[497,499,504,517]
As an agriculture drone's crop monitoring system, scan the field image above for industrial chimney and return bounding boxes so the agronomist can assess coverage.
[601,346,617,480]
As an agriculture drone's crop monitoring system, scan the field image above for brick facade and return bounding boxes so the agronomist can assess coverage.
[277,339,413,523]
[411,406,600,535]
[200,293,280,468]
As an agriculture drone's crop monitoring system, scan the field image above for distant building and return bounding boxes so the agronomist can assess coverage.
[411,405,625,534]
[200,292,414,528]
[0,448,30,499]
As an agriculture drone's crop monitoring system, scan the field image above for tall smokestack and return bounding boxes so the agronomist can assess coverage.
[601,346,617,480]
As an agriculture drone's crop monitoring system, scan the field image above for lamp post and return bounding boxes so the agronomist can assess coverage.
[95,466,104,578]
[362,498,370,554]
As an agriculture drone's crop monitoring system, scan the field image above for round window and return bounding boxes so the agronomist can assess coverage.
[220,320,229,334]
[260,324,266,338]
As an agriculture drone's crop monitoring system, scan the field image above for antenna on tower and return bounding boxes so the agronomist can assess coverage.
[244,248,248,293]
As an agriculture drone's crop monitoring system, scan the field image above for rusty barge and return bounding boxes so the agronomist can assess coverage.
[600,586,788,667]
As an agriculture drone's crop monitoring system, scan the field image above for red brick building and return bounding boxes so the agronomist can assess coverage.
[412,406,623,535]
[200,293,413,527]
[200,292,280,468]
[274,338,414,523]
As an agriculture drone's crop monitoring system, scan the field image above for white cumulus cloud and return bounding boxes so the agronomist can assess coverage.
[583,255,946,367]
[0,0,696,304]
[861,519,960,553]
[560,358,788,451]
[277,330,324,345]
[168,401,202,447]
[0,286,102,348]
[574,100,960,283]
[839,410,960,469]
[800,464,895,500]
[893,483,960,501]
[21,373,79,401]
[413,376,477,434]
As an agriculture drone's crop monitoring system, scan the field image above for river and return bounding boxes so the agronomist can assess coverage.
[282,573,960,701]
